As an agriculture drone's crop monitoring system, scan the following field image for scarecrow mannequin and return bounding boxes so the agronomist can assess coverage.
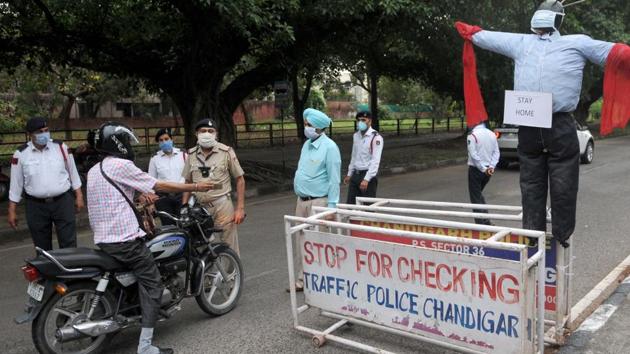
[455,0,630,247]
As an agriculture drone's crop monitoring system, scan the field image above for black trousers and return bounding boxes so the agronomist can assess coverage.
[98,239,163,328]
[518,112,579,244]
[25,191,77,251]
[468,166,492,225]
[346,170,378,205]
[155,193,182,226]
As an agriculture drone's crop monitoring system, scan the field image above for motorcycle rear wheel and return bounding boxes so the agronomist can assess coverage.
[195,245,243,316]
[32,281,116,354]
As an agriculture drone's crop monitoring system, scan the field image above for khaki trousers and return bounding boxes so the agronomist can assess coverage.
[206,195,240,255]
[293,197,328,285]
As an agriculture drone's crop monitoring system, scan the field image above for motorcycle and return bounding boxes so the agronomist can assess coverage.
[15,195,243,354]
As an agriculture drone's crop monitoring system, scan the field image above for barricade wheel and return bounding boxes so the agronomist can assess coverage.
[312,335,326,348]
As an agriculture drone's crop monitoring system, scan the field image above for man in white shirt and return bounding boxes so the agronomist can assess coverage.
[344,111,384,205]
[7,117,84,250]
[148,128,187,225]
[467,122,500,225]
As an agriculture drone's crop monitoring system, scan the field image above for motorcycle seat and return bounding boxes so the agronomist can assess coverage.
[30,247,124,275]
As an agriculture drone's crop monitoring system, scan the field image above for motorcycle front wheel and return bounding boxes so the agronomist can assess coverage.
[195,245,243,316]
[32,281,116,354]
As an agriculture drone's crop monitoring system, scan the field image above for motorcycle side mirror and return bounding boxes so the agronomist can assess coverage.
[188,194,196,208]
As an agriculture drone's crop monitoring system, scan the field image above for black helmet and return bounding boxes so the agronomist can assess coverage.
[532,0,565,33]
[94,122,139,161]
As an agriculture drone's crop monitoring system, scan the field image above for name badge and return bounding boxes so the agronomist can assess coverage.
[503,90,552,128]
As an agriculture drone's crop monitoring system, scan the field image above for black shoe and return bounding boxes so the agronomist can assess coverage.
[158,348,174,354]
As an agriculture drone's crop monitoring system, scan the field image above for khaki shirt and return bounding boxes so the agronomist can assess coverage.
[182,143,244,203]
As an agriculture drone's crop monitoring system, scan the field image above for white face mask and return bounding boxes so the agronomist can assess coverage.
[531,10,562,33]
[197,132,217,148]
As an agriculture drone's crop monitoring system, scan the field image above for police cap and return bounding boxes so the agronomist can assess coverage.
[356,111,373,120]
[195,118,216,131]
[26,116,48,133]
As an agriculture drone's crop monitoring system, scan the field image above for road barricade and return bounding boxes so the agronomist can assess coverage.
[284,204,547,353]
[346,197,573,345]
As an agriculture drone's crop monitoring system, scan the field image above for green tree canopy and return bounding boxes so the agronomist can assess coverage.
[1,0,378,146]
[416,0,630,124]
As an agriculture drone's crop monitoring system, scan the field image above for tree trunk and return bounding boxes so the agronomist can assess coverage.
[58,96,76,140]
[172,92,207,149]
[574,77,603,126]
[368,70,380,131]
[240,101,253,132]
[290,69,314,141]
[211,103,237,148]
[575,98,599,125]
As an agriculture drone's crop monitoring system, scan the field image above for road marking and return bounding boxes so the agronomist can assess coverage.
[244,268,278,283]
[575,276,630,333]
[577,303,619,332]
[248,195,294,206]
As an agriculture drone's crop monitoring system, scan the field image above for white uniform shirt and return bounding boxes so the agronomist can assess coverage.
[467,124,500,173]
[9,140,81,203]
[346,127,384,182]
[148,147,186,183]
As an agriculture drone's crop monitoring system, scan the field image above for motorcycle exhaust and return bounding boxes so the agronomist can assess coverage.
[55,320,121,342]
[55,327,84,342]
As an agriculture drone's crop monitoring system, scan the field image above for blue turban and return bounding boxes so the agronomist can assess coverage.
[303,108,331,129]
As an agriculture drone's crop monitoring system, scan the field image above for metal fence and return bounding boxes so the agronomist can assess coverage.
[233,116,464,148]
[0,116,464,158]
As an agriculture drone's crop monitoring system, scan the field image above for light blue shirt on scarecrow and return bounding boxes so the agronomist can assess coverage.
[472,30,613,113]
[294,108,341,208]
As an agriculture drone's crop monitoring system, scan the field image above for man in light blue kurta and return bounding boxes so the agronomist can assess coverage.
[290,108,341,291]
[457,0,614,247]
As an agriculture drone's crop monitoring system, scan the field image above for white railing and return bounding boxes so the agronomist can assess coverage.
[285,203,548,354]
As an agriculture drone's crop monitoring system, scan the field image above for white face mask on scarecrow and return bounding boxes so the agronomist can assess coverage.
[530,0,565,34]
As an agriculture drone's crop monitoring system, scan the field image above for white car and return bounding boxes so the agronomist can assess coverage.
[494,121,594,168]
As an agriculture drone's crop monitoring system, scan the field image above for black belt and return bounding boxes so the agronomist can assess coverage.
[354,170,368,174]
[299,195,326,201]
[25,189,71,203]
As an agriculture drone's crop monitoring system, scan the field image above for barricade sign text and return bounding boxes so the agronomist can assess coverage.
[349,219,558,312]
[302,230,533,353]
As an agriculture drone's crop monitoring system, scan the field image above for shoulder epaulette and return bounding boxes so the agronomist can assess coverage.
[188,146,199,154]
[53,139,63,145]
[17,143,28,152]
[217,143,230,152]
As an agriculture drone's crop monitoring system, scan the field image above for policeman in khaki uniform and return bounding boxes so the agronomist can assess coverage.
[182,118,246,255]
[7,117,84,251]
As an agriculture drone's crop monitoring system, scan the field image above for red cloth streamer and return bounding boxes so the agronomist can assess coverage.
[455,22,488,127]
[601,43,630,136]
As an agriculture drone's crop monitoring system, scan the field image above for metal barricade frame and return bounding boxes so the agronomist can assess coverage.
[346,197,572,345]
[284,206,547,354]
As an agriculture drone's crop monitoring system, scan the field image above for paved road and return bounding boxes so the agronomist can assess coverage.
[1,135,629,354]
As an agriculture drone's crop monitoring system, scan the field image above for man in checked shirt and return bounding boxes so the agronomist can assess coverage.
[343,111,384,205]
[88,122,213,354]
